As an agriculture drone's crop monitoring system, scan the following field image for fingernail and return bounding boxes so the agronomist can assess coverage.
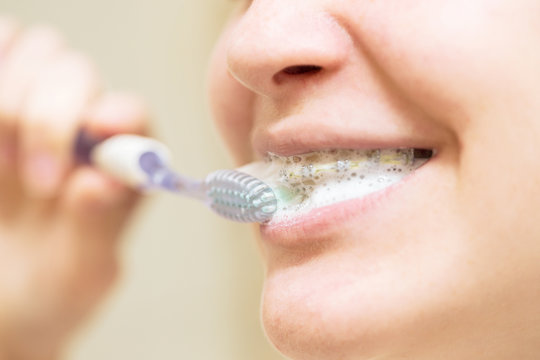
[24,152,63,197]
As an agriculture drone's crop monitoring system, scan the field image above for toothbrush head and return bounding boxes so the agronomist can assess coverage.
[205,170,277,223]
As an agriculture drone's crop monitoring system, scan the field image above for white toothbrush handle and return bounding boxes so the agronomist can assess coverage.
[77,132,207,198]
[90,134,173,188]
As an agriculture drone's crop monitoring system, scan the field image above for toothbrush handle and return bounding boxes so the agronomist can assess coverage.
[74,129,206,198]
[74,130,276,223]
[137,150,207,200]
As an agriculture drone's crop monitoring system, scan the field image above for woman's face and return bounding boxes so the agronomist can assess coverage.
[208,1,540,359]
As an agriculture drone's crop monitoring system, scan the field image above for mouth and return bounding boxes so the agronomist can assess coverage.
[239,147,434,224]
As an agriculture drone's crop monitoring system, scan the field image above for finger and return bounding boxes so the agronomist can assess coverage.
[83,92,149,137]
[61,165,140,242]
[0,16,21,171]
[20,50,100,198]
[0,15,20,63]
[0,26,64,174]
[0,26,64,126]
[56,94,149,324]
[74,92,149,163]
[0,17,22,206]
[64,93,149,228]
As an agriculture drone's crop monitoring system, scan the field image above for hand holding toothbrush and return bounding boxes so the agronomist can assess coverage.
[0,18,148,359]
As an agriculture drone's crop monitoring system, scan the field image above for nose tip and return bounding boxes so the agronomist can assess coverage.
[226,8,351,97]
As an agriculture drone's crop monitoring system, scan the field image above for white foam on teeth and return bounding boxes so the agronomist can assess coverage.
[238,149,429,223]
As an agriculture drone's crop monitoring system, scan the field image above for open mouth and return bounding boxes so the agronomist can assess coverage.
[239,148,433,223]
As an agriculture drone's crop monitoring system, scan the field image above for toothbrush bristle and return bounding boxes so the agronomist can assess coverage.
[205,170,277,223]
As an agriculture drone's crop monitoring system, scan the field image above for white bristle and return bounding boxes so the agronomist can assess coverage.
[205,170,277,223]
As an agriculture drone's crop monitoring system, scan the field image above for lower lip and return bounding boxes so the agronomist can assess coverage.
[260,160,432,247]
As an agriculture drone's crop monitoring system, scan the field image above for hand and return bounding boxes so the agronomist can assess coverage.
[0,17,148,360]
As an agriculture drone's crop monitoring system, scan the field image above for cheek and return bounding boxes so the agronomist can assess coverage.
[355,0,540,249]
[352,0,540,133]
[207,23,255,165]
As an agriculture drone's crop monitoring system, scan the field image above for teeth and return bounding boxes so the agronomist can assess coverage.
[238,148,431,223]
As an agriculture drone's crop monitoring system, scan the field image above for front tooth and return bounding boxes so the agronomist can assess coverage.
[379,148,414,166]
[301,164,315,178]
[335,160,350,172]
[367,149,381,163]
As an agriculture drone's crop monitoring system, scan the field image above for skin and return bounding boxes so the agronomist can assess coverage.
[209,1,540,359]
[2,1,540,359]
[0,17,147,360]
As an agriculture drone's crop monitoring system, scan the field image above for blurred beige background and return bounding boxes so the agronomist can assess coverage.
[1,0,286,359]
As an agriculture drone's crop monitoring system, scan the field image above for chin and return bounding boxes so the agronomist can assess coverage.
[261,271,383,360]
[258,223,477,360]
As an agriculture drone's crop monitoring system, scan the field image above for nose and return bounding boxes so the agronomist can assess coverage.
[226,2,351,98]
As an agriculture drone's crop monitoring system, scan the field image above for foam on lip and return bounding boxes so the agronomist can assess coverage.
[238,148,431,223]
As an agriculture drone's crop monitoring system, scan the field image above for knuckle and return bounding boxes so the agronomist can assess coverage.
[25,50,100,118]
[0,24,65,125]
[0,15,21,47]
[9,25,65,64]
[51,50,100,91]
[21,24,64,48]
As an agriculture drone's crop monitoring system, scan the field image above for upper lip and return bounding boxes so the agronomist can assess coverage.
[249,113,441,247]
[250,113,437,159]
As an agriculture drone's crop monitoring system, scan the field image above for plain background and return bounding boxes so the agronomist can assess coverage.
[1,0,286,359]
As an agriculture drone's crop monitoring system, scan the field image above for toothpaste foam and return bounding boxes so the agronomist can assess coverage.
[238,149,428,223]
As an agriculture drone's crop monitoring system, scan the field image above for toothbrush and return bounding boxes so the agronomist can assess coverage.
[74,130,277,223]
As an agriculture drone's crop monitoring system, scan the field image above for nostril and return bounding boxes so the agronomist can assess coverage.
[274,65,323,85]
[282,65,322,75]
